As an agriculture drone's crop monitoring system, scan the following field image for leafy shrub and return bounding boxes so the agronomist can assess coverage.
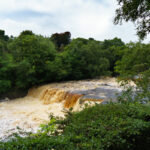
[1,103,150,150]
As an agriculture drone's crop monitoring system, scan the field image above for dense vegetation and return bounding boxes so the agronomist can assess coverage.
[114,0,150,39]
[0,102,150,150]
[1,29,150,99]
[1,1,150,149]
[0,29,126,98]
[0,15,150,150]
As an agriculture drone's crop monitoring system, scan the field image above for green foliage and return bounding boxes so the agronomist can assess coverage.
[115,42,150,78]
[12,35,57,86]
[116,43,150,81]
[1,29,149,99]
[0,54,14,93]
[115,42,150,102]
[0,80,11,93]
[62,38,110,79]
[102,37,124,49]
[114,0,150,39]
[50,31,71,51]
[0,33,57,95]
[58,103,150,150]
[50,52,72,81]
[0,30,4,37]
[102,38,125,75]
[19,30,34,37]
[0,103,150,150]
[0,29,9,41]
[1,32,118,96]
[32,115,57,137]
[0,40,5,55]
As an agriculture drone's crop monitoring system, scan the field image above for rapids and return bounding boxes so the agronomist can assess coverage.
[0,77,133,140]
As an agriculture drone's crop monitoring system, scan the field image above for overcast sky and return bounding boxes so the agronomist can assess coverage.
[0,0,149,43]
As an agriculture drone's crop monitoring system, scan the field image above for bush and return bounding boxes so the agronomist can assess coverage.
[1,103,150,150]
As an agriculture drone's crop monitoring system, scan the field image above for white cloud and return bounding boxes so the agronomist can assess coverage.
[0,0,149,43]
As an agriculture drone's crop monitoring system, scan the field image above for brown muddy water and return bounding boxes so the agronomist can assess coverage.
[0,77,134,140]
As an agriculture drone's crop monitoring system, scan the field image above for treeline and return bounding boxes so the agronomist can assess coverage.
[0,29,150,97]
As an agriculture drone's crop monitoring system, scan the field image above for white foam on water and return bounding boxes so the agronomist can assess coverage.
[0,77,134,140]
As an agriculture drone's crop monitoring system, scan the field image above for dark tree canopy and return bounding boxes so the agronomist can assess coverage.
[50,31,71,51]
[102,37,124,49]
[0,30,4,37]
[114,0,150,39]
[0,29,9,41]
[19,30,34,37]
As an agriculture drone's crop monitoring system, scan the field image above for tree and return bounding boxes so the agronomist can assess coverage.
[0,54,14,94]
[102,38,125,75]
[8,34,57,88]
[0,29,9,41]
[115,42,150,80]
[62,38,110,79]
[50,31,71,51]
[114,0,150,39]
[19,30,34,37]
[0,40,5,55]
[115,42,150,101]
[0,30,5,39]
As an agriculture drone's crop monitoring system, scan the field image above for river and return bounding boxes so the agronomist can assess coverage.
[0,77,134,140]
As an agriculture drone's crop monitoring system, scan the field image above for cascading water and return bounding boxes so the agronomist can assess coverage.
[39,88,84,108]
[0,77,134,140]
